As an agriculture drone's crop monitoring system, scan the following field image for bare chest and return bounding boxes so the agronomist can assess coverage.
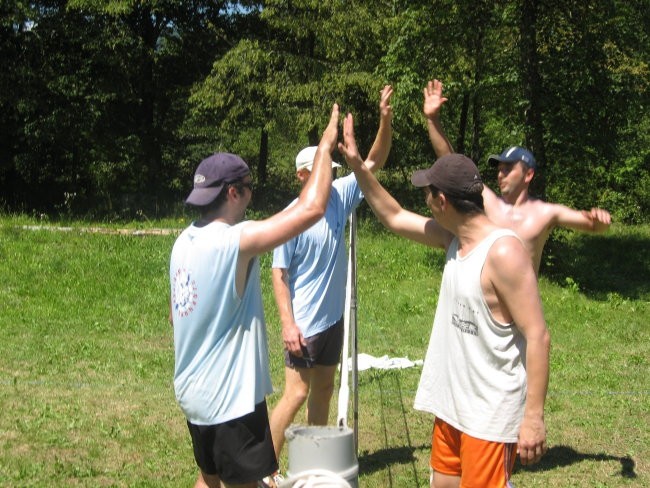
[487,203,553,267]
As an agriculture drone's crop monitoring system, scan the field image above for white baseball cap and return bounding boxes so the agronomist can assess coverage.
[295,146,342,171]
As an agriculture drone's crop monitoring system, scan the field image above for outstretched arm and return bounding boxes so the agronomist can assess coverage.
[423,79,453,158]
[338,112,452,249]
[552,205,612,233]
[365,85,393,173]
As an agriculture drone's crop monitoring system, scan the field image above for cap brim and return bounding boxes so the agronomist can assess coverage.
[487,155,509,165]
[297,161,342,171]
[185,185,224,206]
[411,168,432,187]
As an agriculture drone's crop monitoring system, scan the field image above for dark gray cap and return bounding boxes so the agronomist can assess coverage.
[411,153,483,198]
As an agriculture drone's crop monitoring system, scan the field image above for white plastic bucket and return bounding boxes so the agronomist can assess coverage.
[286,425,358,488]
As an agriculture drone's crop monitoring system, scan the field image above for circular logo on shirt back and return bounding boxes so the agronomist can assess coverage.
[173,268,198,317]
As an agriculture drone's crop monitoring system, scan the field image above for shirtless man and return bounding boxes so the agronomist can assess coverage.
[423,79,611,273]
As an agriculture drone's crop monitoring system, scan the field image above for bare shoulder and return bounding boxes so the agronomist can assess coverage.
[519,199,563,228]
[488,233,530,275]
[492,232,526,254]
[523,198,558,216]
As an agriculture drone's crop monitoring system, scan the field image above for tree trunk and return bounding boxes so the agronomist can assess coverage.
[308,126,319,146]
[471,88,482,165]
[456,91,470,155]
[520,0,546,198]
[470,16,486,166]
[258,128,268,183]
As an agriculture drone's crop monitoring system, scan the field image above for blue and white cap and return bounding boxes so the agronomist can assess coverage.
[487,146,537,170]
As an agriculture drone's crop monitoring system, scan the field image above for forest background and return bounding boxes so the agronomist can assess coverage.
[1,0,648,224]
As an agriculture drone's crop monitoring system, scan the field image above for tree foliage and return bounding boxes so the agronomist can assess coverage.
[0,0,647,222]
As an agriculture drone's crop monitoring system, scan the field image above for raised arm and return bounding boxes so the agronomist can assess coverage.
[488,237,550,466]
[423,79,453,158]
[364,85,393,173]
[552,204,612,233]
[338,112,451,249]
[239,104,338,257]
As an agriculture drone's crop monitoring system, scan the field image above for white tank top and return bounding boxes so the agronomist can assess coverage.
[414,229,527,443]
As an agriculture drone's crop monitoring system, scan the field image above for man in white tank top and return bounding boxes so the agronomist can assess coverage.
[339,115,550,488]
[423,79,611,275]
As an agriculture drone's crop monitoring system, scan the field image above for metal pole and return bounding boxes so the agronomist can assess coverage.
[349,211,359,452]
[336,232,352,429]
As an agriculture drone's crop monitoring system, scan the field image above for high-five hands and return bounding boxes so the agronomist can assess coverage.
[338,113,364,170]
[319,103,340,153]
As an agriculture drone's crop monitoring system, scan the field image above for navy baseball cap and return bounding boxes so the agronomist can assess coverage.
[487,146,537,170]
[185,153,250,206]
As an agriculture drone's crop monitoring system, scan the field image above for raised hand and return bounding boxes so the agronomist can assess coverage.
[319,103,340,152]
[379,85,394,121]
[338,113,364,170]
[423,79,448,120]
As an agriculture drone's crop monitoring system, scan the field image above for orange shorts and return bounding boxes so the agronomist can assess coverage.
[430,417,517,488]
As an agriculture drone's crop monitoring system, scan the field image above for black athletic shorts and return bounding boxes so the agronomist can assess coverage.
[186,400,278,485]
[285,317,344,369]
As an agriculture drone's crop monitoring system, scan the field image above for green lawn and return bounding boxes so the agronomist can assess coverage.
[0,216,648,487]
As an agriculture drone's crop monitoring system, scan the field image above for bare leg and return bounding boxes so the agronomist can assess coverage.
[197,470,261,488]
[195,471,219,488]
[269,366,311,459]
[306,364,337,425]
[431,471,461,488]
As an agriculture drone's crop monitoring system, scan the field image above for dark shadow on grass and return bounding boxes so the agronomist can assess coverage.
[541,231,650,300]
[358,443,430,474]
[356,369,428,487]
[514,445,637,478]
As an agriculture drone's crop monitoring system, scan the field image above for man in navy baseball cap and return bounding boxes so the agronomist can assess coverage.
[171,104,341,488]
[421,78,611,274]
[185,153,251,207]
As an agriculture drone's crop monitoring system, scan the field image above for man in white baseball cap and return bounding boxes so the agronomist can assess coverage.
[266,86,393,484]
[295,145,342,173]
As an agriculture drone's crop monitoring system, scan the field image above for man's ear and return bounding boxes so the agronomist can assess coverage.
[438,191,447,210]
[226,184,239,200]
[296,169,311,184]
[524,166,535,184]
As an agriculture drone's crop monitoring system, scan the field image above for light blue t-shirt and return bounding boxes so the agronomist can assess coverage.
[272,173,363,338]
[170,221,272,425]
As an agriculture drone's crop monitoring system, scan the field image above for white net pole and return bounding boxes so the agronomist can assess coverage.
[349,212,358,452]
[336,211,358,437]
[336,224,353,428]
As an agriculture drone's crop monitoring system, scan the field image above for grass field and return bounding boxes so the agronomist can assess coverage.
[0,215,648,487]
